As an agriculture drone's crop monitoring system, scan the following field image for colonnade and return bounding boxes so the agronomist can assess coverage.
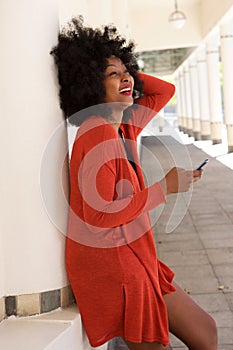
[175,16,233,153]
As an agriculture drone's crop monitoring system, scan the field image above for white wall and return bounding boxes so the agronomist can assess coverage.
[59,0,130,38]
[0,0,69,295]
[59,0,89,26]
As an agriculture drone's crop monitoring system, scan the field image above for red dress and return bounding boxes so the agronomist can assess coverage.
[66,73,176,347]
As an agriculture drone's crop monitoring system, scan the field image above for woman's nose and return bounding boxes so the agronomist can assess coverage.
[121,73,129,82]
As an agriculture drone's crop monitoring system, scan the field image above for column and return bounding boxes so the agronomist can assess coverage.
[197,45,211,140]
[183,63,193,136]
[220,17,233,153]
[175,72,183,131]
[180,67,188,133]
[206,34,223,144]
[189,54,201,140]
[0,0,69,298]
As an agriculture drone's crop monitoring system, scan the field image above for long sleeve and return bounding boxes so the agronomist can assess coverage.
[136,72,175,111]
[80,151,166,231]
[125,73,175,138]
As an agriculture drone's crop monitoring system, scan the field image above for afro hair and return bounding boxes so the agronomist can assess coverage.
[50,16,144,126]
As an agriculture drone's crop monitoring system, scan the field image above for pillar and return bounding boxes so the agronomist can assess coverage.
[197,45,211,140]
[180,67,188,133]
[175,72,183,131]
[206,34,223,144]
[0,0,69,299]
[189,54,201,140]
[183,63,193,136]
[220,17,233,153]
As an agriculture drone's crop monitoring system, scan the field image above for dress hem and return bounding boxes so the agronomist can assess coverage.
[88,333,169,348]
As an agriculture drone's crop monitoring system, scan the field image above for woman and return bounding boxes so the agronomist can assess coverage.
[51,17,217,350]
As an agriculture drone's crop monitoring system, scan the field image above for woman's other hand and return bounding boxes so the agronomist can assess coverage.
[159,167,202,195]
[193,169,202,182]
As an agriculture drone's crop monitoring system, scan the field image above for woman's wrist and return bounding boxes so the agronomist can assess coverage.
[158,178,167,196]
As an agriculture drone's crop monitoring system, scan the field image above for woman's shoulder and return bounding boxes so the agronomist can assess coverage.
[73,116,119,158]
[77,116,117,141]
[71,116,121,168]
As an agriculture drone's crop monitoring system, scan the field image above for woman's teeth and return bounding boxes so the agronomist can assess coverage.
[120,88,131,93]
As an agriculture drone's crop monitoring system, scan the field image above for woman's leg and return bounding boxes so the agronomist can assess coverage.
[123,339,172,350]
[163,281,218,350]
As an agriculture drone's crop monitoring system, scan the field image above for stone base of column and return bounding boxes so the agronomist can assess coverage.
[193,119,201,140]
[193,131,201,140]
[177,117,183,130]
[2,285,75,319]
[180,126,186,133]
[201,120,211,140]
[179,126,184,132]
[226,124,233,153]
[187,118,193,132]
[159,126,163,132]
[182,117,188,132]
[201,134,211,140]
[211,122,222,144]
[158,115,164,133]
[187,129,193,137]
[212,139,222,145]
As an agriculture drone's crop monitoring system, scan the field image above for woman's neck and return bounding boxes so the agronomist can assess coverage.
[105,110,123,131]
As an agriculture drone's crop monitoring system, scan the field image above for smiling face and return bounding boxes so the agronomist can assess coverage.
[103,56,134,107]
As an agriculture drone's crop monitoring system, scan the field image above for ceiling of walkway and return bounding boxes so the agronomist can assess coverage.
[127,0,200,75]
[125,0,233,75]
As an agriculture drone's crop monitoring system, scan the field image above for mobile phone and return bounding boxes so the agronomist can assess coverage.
[196,158,209,170]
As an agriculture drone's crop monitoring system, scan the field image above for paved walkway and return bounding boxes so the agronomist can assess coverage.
[108,133,233,350]
[142,134,233,349]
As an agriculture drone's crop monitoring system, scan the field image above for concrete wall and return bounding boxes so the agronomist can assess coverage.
[0,0,69,296]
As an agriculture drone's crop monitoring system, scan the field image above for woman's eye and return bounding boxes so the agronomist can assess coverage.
[106,70,130,77]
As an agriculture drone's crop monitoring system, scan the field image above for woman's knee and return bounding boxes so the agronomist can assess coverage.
[204,314,218,349]
[164,282,218,350]
[190,314,218,350]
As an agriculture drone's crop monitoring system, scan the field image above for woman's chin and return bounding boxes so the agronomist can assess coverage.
[119,99,134,110]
